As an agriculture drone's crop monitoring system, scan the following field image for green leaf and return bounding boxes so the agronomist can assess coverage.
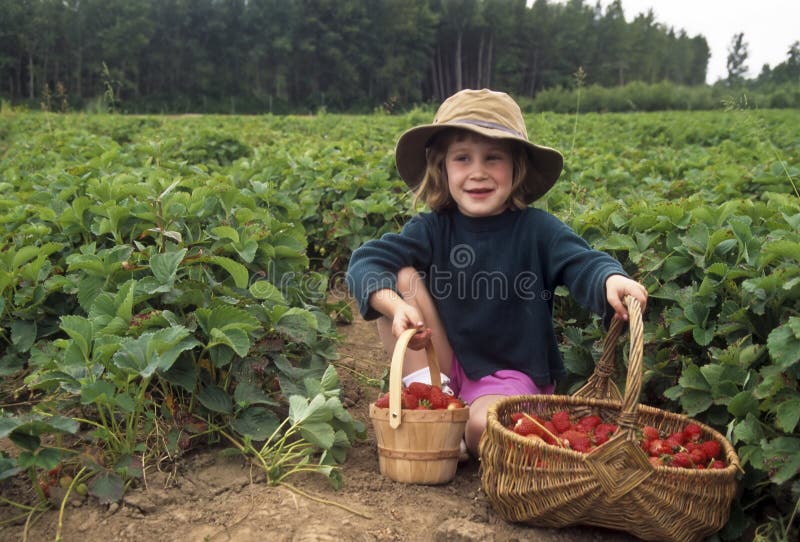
[194,255,248,289]
[692,325,715,346]
[775,398,800,433]
[319,365,340,394]
[197,385,232,414]
[249,280,287,305]
[10,320,36,353]
[767,317,800,369]
[210,226,240,243]
[0,416,21,439]
[732,413,764,445]
[113,326,198,378]
[17,447,62,470]
[60,315,93,361]
[161,356,199,391]
[208,327,252,357]
[234,381,278,408]
[12,246,41,268]
[299,422,335,450]
[80,380,116,405]
[230,407,280,440]
[88,471,124,505]
[114,393,137,413]
[678,364,711,391]
[150,248,187,285]
[195,305,260,335]
[276,307,318,344]
[680,389,713,417]
[728,391,760,418]
[0,456,22,480]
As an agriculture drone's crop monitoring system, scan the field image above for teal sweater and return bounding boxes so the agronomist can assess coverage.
[345,207,627,385]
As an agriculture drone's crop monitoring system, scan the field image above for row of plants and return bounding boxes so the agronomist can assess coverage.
[0,114,364,515]
[1,106,798,539]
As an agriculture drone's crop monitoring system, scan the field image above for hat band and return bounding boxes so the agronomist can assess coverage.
[449,119,526,140]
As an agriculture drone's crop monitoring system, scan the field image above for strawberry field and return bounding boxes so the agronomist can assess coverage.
[0,105,799,541]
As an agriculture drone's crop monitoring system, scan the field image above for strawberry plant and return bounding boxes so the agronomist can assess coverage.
[0,108,798,538]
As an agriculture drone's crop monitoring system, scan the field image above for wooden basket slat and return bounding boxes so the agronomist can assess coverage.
[370,328,469,484]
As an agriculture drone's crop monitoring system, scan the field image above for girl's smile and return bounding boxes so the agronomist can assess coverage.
[445,135,514,217]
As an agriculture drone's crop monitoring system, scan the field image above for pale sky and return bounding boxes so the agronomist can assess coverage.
[552,0,799,83]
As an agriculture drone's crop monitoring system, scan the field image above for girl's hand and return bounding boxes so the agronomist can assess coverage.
[391,303,431,350]
[605,274,648,321]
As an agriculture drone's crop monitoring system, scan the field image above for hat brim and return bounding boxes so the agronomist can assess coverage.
[395,122,564,204]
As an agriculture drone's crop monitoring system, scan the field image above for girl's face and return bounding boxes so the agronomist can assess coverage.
[444,134,514,217]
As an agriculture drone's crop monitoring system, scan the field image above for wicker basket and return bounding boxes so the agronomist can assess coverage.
[479,296,740,542]
[369,328,469,484]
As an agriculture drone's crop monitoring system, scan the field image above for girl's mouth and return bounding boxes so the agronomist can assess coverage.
[466,188,493,195]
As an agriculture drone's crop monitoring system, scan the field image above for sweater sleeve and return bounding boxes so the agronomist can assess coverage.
[543,216,627,326]
[345,214,434,320]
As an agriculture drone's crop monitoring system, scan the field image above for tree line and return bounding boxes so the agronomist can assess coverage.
[0,0,790,113]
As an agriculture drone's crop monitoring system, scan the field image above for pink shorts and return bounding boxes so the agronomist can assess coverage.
[448,355,555,405]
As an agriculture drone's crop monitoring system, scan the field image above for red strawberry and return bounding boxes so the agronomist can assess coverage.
[642,426,660,441]
[513,417,539,437]
[428,387,449,409]
[593,431,610,445]
[596,423,618,435]
[542,421,559,444]
[685,441,702,453]
[665,436,684,452]
[593,423,617,445]
[683,422,703,442]
[407,382,431,400]
[562,429,592,453]
[668,431,687,445]
[689,448,708,466]
[700,440,721,459]
[648,439,672,457]
[671,452,694,469]
[446,398,465,409]
[577,415,602,431]
[551,411,572,433]
[510,412,526,423]
[711,460,726,469]
[401,391,418,409]
[374,392,390,408]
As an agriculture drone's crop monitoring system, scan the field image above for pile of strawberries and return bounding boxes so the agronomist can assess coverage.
[508,410,616,453]
[641,422,726,469]
[373,382,466,410]
[507,409,727,470]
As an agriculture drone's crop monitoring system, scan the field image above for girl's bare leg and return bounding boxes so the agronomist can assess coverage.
[463,394,504,457]
[376,267,453,378]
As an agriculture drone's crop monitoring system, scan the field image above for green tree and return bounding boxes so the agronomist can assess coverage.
[726,32,749,84]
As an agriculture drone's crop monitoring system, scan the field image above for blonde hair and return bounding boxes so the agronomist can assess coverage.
[413,129,531,212]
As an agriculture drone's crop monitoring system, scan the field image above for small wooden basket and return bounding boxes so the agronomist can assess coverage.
[369,328,469,484]
[479,297,740,542]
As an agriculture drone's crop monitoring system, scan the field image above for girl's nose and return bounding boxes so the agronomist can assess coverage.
[469,162,489,179]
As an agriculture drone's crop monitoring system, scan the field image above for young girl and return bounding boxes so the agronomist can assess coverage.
[346,89,647,458]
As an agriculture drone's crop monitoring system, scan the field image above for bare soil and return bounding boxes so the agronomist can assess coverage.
[0,306,638,542]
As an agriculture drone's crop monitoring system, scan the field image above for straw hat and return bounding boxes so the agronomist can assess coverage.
[395,88,564,203]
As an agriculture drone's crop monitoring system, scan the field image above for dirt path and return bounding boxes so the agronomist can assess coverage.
[0,307,637,542]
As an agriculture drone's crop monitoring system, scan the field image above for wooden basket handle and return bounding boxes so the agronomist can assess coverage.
[389,328,442,429]
[572,295,644,435]
[617,295,645,433]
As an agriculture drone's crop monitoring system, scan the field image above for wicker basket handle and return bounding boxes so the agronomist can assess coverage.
[616,295,645,434]
[388,328,442,429]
